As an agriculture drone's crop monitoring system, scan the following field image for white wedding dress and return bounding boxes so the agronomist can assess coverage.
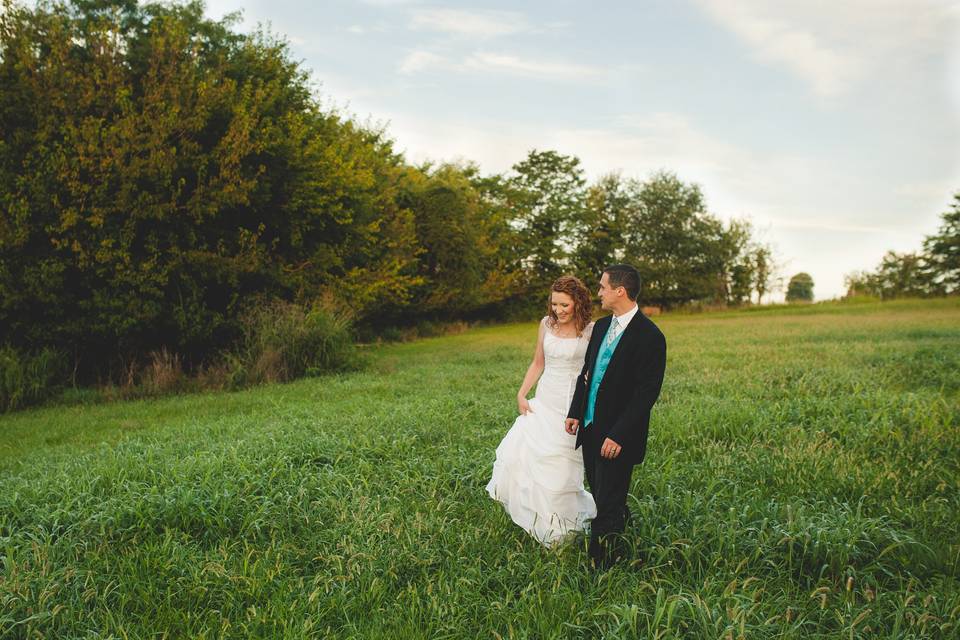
[486,320,597,547]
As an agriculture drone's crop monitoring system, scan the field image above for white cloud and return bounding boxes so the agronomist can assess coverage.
[774,220,900,235]
[344,22,391,36]
[696,0,960,99]
[397,49,608,81]
[386,108,906,234]
[463,51,607,81]
[696,0,859,98]
[552,112,795,209]
[894,179,960,200]
[948,20,960,110]
[359,0,421,6]
[398,50,448,75]
[409,8,530,38]
[573,113,941,229]
[309,69,399,114]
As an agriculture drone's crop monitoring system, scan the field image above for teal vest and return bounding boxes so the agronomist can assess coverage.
[584,319,624,427]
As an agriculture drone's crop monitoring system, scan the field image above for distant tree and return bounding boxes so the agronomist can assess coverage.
[397,162,523,317]
[871,251,935,299]
[923,192,960,294]
[752,245,775,303]
[729,262,755,305]
[622,171,731,307]
[571,173,631,282]
[844,270,878,298]
[785,272,814,302]
[398,165,481,314]
[715,218,754,305]
[466,169,527,310]
[844,191,957,302]
[507,150,586,294]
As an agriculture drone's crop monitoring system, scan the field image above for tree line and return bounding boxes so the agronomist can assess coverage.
[1,0,776,390]
[845,194,960,300]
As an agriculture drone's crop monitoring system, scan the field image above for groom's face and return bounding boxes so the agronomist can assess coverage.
[598,273,619,310]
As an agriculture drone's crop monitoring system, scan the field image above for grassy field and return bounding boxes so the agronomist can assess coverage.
[1,298,958,638]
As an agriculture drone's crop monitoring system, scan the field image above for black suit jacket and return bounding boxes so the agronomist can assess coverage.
[567,310,667,465]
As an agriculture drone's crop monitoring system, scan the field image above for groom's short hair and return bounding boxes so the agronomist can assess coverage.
[604,264,641,301]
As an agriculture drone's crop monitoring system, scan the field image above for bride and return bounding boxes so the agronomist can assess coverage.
[486,275,597,546]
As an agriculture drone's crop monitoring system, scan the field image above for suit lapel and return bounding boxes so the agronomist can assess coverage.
[587,316,612,370]
[603,312,642,380]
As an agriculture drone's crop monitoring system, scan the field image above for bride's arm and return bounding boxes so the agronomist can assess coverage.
[517,318,547,414]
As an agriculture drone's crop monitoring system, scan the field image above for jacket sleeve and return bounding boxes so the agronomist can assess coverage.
[567,332,597,420]
[608,331,667,446]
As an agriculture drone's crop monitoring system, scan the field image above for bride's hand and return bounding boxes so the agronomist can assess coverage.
[518,397,533,415]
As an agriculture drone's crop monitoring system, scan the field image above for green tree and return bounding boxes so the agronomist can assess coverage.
[923,192,960,294]
[729,262,755,305]
[0,0,421,378]
[714,218,754,305]
[398,163,495,315]
[571,173,631,283]
[508,150,586,294]
[843,270,878,298]
[871,251,934,299]
[622,171,750,307]
[752,245,775,304]
[785,272,814,302]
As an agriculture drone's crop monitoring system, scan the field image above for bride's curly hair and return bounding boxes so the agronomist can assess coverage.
[546,275,592,336]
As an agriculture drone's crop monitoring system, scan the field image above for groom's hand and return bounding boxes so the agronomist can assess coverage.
[564,418,579,435]
[601,437,622,459]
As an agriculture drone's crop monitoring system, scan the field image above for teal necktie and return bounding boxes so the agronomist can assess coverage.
[606,317,620,344]
[584,318,623,427]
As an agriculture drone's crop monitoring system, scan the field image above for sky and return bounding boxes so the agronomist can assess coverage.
[202,0,960,300]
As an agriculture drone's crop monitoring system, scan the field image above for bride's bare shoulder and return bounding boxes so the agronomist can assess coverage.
[582,320,595,337]
[539,315,553,334]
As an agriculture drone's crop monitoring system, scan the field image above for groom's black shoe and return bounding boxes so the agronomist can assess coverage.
[588,537,607,571]
[589,534,625,572]
[590,533,646,572]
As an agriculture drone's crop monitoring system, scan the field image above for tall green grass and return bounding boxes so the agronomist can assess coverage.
[1,299,958,638]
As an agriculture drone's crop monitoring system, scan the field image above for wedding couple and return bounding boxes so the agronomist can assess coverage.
[486,264,667,569]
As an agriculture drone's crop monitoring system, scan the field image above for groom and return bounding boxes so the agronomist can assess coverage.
[565,264,667,570]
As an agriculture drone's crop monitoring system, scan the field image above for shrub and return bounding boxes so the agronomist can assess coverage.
[227,300,360,386]
[141,349,187,396]
[0,346,68,412]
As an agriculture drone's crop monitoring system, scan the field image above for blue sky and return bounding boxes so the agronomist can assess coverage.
[205,0,960,299]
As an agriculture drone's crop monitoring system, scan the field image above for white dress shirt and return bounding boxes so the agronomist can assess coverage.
[608,304,639,343]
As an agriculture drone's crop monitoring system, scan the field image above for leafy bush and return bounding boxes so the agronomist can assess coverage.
[141,349,188,396]
[226,300,360,386]
[0,346,67,412]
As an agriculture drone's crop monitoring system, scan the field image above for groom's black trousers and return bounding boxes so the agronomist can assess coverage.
[583,422,633,563]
